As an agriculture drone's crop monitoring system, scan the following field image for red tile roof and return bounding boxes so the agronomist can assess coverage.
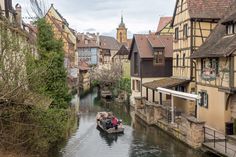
[79,61,90,71]
[187,0,234,19]
[77,33,99,48]
[113,45,129,57]
[191,1,236,58]
[148,35,173,58]
[100,36,121,50]
[171,0,234,26]
[156,17,172,33]
[129,34,173,59]
[143,78,190,90]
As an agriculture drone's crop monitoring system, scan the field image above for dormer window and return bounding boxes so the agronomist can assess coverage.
[226,24,234,34]
[154,51,164,65]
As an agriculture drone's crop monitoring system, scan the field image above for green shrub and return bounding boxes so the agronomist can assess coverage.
[27,108,70,155]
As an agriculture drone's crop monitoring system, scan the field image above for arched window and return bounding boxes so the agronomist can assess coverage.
[183,53,186,67]
[120,32,123,43]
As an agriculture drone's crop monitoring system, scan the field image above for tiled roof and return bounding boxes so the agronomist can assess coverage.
[127,39,132,49]
[129,34,173,59]
[47,15,74,44]
[79,61,90,71]
[47,4,69,26]
[171,0,234,26]
[133,34,153,58]
[222,12,236,24]
[100,35,121,50]
[191,1,236,58]
[187,0,234,19]
[147,35,173,58]
[120,39,132,50]
[77,34,99,48]
[156,17,172,33]
[113,45,129,57]
[143,78,190,90]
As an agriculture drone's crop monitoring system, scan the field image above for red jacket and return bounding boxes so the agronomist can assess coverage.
[112,117,118,126]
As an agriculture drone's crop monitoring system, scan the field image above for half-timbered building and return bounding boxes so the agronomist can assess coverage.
[45,4,78,75]
[162,0,234,117]
[45,4,79,87]
[191,2,236,133]
[156,17,173,35]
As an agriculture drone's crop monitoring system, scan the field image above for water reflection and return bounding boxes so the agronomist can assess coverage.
[61,88,211,157]
[97,126,124,147]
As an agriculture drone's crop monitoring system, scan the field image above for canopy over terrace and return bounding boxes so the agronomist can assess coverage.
[157,87,200,124]
[142,78,190,103]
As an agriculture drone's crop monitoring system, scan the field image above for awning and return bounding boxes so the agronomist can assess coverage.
[142,78,190,90]
[157,87,200,101]
[157,87,200,124]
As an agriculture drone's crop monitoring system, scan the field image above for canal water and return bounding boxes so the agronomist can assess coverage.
[60,89,212,157]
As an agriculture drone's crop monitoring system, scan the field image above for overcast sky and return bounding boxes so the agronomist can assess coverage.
[12,0,175,38]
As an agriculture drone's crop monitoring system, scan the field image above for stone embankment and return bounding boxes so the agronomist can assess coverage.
[133,97,205,149]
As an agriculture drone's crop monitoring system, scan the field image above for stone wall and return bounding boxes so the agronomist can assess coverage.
[134,100,205,149]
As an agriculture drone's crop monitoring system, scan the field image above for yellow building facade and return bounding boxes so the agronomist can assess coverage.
[45,4,77,70]
[170,0,228,116]
[156,17,174,36]
[191,1,236,132]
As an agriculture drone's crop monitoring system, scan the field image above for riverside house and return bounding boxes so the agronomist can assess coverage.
[191,2,236,133]
[99,35,121,66]
[129,0,236,149]
[77,32,100,65]
[150,0,234,123]
[45,4,79,86]
[112,45,130,78]
[129,33,173,106]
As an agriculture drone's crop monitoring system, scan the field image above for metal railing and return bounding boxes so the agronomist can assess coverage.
[204,126,236,157]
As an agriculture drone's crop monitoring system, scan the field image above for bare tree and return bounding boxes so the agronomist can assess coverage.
[90,63,123,89]
[27,0,48,19]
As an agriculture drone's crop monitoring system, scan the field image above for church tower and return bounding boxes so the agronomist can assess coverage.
[116,15,127,43]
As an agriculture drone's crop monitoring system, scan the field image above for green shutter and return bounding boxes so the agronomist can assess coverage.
[205,93,209,108]
[198,92,203,106]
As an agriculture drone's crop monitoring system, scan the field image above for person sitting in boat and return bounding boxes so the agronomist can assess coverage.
[96,112,108,121]
[112,116,118,130]
[107,112,113,119]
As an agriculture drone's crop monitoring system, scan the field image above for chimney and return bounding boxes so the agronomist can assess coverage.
[96,32,100,45]
[82,33,85,42]
[5,0,13,18]
[15,4,22,27]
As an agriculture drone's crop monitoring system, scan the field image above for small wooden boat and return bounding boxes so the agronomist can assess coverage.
[96,112,124,134]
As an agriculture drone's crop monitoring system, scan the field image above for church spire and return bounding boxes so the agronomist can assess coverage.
[119,13,125,27]
[121,14,124,24]
[117,12,127,43]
